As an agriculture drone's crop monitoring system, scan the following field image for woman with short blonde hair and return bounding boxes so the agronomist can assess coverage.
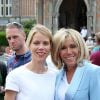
[51,28,89,69]
[51,28,100,100]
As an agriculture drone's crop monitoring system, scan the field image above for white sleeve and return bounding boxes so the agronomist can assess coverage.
[5,71,20,92]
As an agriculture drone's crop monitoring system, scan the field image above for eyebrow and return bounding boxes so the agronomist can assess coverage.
[6,35,18,40]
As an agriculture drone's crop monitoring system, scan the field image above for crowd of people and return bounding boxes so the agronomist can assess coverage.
[0,22,100,100]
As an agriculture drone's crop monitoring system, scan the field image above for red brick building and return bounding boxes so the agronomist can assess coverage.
[0,0,100,34]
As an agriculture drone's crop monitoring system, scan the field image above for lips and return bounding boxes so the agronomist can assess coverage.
[37,52,46,56]
[66,56,74,60]
[63,56,76,63]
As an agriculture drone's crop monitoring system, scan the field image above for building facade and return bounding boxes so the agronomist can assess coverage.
[0,0,36,25]
[36,0,100,35]
[0,0,100,34]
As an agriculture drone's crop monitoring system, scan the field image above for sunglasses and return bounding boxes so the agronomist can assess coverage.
[6,22,23,29]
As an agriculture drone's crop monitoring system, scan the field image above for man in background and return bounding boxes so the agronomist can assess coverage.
[6,22,31,73]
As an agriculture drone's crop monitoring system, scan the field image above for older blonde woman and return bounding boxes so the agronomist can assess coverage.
[51,28,100,100]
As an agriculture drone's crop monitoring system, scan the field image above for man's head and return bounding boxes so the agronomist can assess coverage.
[6,22,26,53]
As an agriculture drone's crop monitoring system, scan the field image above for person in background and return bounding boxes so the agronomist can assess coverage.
[4,46,14,62]
[90,50,100,66]
[0,61,7,100]
[4,24,57,100]
[5,46,13,56]
[86,36,94,54]
[86,36,94,47]
[80,26,87,41]
[89,32,100,66]
[51,28,100,100]
[0,46,13,65]
[5,22,31,72]
[91,32,95,43]
[0,47,6,64]
[91,32,100,53]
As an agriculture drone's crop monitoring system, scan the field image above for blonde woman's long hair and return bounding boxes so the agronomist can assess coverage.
[51,28,89,69]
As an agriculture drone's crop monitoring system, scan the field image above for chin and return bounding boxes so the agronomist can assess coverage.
[38,58,45,62]
[67,62,76,67]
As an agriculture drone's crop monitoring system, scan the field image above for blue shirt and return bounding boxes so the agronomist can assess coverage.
[7,51,31,72]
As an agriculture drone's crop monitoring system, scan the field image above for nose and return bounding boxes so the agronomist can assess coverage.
[67,48,72,54]
[38,44,44,50]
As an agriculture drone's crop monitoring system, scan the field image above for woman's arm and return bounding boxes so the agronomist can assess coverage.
[4,90,17,100]
[90,67,100,100]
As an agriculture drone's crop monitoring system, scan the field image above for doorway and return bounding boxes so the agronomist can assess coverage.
[58,0,87,31]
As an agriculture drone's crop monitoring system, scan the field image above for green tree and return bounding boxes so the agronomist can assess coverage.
[21,19,36,37]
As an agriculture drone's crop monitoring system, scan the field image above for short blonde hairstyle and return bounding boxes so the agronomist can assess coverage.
[26,24,52,48]
[51,28,89,69]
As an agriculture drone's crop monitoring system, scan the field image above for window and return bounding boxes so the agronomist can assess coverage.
[1,6,3,15]
[0,0,4,16]
[0,0,12,17]
[9,0,12,4]
[9,6,11,14]
[6,7,8,15]
[6,0,8,4]
[1,0,3,4]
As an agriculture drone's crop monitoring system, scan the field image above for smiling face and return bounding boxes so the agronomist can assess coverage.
[29,32,51,62]
[59,36,79,68]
